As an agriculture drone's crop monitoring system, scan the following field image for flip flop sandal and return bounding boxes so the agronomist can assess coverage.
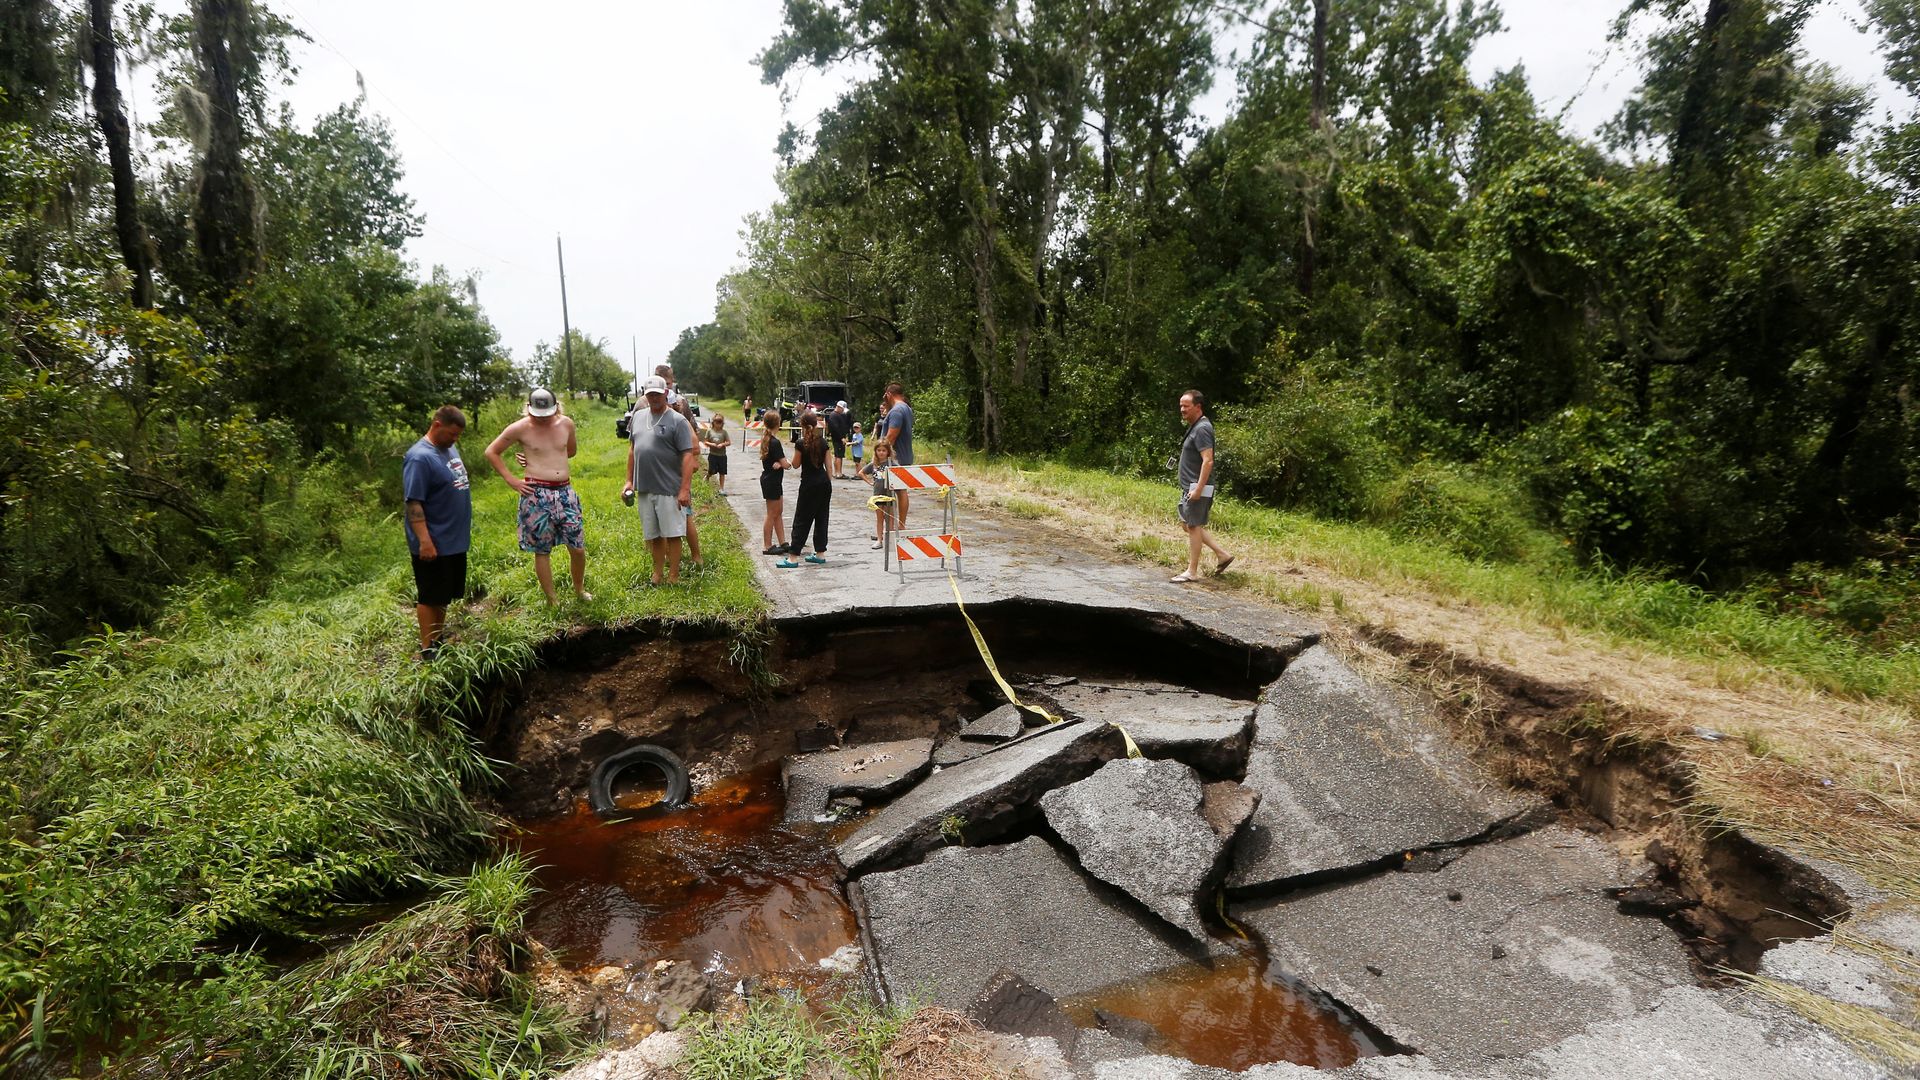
[1170,572,1197,583]
[1214,555,1235,576]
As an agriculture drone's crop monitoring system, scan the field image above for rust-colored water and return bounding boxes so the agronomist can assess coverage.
[1062,954,1382,1071]
[509,765,857,981]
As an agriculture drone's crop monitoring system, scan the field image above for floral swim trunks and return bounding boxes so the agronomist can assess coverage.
[517,482,586,554]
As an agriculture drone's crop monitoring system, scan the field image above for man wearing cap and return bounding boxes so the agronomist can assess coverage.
[623,374,698,584]
[654,362,702,565]
[485,388,591,605]
[403,405,472,661]
[827,400,853,479]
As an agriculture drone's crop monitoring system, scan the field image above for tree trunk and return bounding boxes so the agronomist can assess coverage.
[1669,0,1732,210]
[88,0,153,310]
[1309,0,1329,132]
[1300,0,1330,299]
[191,0,259,298]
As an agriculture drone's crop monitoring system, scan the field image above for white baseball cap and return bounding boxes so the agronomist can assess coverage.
[641,375,668,395]
[527,387,559,417]
[836,400,847,409]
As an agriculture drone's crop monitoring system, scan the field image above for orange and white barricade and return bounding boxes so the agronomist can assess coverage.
[882,462,962,576]
[742,420,765,453]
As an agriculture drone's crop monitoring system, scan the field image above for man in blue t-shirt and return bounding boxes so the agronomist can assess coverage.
[402,405,473,659]
[880,382,915,525]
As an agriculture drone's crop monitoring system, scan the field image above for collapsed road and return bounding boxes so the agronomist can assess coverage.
[496,477,1905,1080]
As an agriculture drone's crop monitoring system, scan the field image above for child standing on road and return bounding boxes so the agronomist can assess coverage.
[780,412,831,568]
[703,415,731,493]
[860,438,894,550]
[758,408,790,555]
[849,423,865,473]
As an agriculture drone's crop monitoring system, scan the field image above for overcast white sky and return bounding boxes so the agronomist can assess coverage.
[131,1,1905,373]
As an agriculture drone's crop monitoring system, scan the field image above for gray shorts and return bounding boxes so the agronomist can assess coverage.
[637,492,688,541]
[1179,494,1212,527]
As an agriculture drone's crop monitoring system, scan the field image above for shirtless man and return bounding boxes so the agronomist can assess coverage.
[485,387,592,604]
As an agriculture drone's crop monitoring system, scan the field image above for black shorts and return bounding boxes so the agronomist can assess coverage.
[760,473,783,501]
[708,455,728,476]
[831,436,847,459]
[411,550,467,608]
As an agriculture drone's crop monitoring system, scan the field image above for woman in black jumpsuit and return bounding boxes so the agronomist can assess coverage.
[782,412,831,566]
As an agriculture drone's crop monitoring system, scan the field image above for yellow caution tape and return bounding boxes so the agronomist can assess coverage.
[1216,891,1249,940]
[866,495,896,510]
[945,573,1141,758]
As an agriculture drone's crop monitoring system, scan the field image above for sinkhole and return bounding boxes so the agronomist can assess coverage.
[481,600,1849,1072]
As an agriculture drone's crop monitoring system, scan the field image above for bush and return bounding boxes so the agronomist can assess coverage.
[1370,460,1556,565]
[1215,376,1392,519]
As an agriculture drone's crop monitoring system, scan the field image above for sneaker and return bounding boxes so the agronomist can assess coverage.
[805,554,826,564]
[871,540,883,550]
[416,644,440,663]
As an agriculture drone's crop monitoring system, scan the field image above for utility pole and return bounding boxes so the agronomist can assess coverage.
[556,234,574,395]
[631,336,640,399]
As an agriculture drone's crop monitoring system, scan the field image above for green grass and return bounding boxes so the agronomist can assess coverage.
[969,452,1920,710]
[678,991,916,1080]
[0,400,763,1075]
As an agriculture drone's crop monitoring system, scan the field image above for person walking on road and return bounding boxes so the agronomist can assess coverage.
[402,405,472,660]
[1171,389,1234,583]
[879,383,915,526]
[702,414,732,493]
[827,400,853,479]
[623,375,699,585]
[781,412,832,567]
[484,388,591,605]
[743,395,754,424]
[758,407,791,555]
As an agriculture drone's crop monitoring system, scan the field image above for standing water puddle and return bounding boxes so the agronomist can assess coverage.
[510,765,857,982]
[1062,954,1384,1070]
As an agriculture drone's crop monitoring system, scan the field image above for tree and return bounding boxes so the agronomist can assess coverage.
[87,0,155,309]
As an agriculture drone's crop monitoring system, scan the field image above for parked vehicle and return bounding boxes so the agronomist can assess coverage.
[775,381,850,440]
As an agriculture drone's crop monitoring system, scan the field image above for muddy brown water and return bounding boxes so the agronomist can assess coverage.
[510,764,858,983]
[1063,955,1384,1070]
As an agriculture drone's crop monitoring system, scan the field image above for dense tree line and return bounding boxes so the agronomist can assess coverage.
[0,0,520,642]
[675,0,1920,583]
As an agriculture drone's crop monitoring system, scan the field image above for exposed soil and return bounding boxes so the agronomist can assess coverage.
[479,600,1292,820]
[1358,626,1852,974]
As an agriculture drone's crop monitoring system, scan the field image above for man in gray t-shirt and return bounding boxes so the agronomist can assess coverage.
[623,375,698,584]
[880,381,916,526]
[1172,389,1234,583]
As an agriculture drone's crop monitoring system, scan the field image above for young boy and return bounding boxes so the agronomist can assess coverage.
[860,438,895,549]
[849,423,865,475]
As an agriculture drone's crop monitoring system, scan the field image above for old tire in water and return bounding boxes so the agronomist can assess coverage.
[588,744,692,815]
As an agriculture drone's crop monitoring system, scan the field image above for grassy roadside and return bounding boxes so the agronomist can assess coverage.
[0,400,761,1077]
